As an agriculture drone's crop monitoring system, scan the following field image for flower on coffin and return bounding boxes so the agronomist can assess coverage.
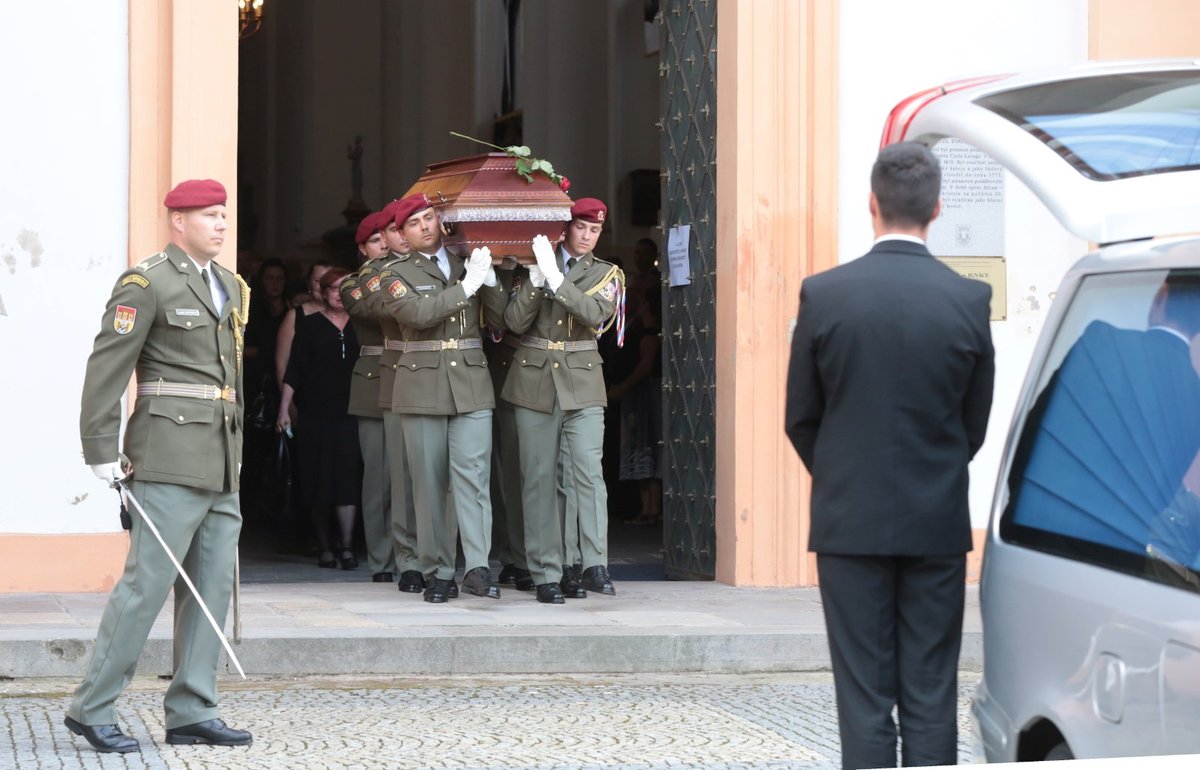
[450,131,570,190]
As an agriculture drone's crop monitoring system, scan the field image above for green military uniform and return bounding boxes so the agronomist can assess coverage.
[70,242,247,730]
[501,248,623,587]
[378,247,507,584]
[361,252,423,583]
[483,270,528,575]
[340,264,394,578]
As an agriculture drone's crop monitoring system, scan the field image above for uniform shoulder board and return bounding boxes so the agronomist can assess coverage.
[342,275,360,288]
[120,273,151,289]
[135,252,169,271]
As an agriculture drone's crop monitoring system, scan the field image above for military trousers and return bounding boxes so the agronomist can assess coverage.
[67,480,241,729]
[490,404,528,570]
[357,416,395,575]
[401,410,493,580]
[514,403,608,585]
[382,411,421,573]
[558,441,582,567]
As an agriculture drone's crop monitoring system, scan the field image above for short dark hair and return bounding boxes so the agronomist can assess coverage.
[871,142,941,228]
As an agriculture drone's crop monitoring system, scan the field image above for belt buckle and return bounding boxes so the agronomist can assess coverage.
[442,339,459,350]
[219,385,234,402]
[547,340,565,351]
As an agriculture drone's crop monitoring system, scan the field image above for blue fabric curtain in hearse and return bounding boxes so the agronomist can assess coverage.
[1002,270,1200,591]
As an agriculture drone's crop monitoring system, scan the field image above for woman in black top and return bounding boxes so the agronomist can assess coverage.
[277,267,363,569]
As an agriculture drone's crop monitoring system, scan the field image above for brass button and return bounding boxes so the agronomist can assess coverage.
[185,321,192,327]
[178,415,185,422]
[450,361,457,367]
[556,320,563,326]
[587,363,592,368]
[553,362,559,369]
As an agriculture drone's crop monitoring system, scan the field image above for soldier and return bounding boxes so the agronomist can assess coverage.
[340,211,394,582]
[378,194,508,603]
[503,198,624,603]
[363,199,426,594]
[484,272,535,593]
[66,179,252,752]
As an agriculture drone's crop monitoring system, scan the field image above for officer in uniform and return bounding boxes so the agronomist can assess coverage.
[484,272,535,592]
[339,211,395,582]
[378,194,508,603]
[360,198,426,594]
[502,198,624,603]
[66,179,253,753]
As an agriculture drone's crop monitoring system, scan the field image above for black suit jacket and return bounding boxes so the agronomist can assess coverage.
[785,239,995,555]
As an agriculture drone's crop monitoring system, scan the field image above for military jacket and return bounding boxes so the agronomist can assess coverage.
[80,243,248,492]
[340,260,386,418]
[483,268,522,405]
[362,252,406,410]
[378,248,507,416]
[501,251,623,413]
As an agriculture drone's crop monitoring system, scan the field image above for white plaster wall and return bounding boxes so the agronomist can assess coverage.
[837,0,1090,527]
[0,2,129,533]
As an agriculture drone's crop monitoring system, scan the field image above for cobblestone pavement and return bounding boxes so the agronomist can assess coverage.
[0,672,979,769]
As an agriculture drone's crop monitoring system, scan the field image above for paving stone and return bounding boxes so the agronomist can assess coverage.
[0,673,980,769]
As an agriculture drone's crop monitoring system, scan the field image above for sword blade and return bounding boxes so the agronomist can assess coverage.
[118,482,246,679]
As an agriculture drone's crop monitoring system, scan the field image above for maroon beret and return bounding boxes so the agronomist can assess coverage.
[570,197,607,224]
[355,212,386,245]
[163,179,227,209]
[392,193,433,228]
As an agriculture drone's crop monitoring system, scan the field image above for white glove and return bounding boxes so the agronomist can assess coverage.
[460,247,491,296]
[527,263,546,288]
[91,461,127,486]
[532,234,564,292]
[483,266,498,288]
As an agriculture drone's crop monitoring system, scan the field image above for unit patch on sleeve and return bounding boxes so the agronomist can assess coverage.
[350,287,363,301]
[388,280,407,298]
[366,275,382,293]
[113,305,137,335]
[599,279,619,302]
[120,274,150,289]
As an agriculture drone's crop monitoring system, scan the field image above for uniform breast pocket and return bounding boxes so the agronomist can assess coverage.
[163,311,212,363]
[398,351,441,409]
[566,350,605,402]
[516,348,548,369]
[142,399,216,479]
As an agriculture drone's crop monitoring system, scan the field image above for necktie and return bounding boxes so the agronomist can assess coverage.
[200,267,211,287]
[566,257,577,273]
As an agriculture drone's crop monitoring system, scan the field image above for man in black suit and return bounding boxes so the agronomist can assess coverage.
[785,142,995,769]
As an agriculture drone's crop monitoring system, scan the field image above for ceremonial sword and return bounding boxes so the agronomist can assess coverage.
[116,480,246,679]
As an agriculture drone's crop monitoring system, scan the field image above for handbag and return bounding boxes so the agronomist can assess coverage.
[260,430,294,524]
[247,375,278,433]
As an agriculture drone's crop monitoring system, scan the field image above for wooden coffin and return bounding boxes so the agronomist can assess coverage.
[404,152,573,264]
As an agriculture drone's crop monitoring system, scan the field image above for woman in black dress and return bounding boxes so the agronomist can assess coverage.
[277,267,363,569]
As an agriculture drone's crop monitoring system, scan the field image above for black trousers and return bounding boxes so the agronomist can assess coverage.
[816,553,966,770]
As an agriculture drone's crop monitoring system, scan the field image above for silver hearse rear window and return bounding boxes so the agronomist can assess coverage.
[975,71,1200,181]
[1001,269,1200,592]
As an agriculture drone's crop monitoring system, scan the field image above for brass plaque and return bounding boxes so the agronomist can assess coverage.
[937,256,1007,321]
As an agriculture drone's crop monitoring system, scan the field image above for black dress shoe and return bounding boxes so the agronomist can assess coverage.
[447,580,459,599]
[581,565,616,595]
[165,718,253,746]
[339,550,359,570]
[497,564,518,584]
[397,570,425,593]
[535,582,565,604]
[513,569,536,592]
[423,577,454,603]
[372,572,394,583]
[559,563,588,599]
[64,716,140,753]
[461,567,501,598]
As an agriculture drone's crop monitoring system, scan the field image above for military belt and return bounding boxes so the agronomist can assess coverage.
[136,381,238,403]
[359,345,384,356]
[520,335,598,352]
[383,339,407,351]
[403,338,482,352]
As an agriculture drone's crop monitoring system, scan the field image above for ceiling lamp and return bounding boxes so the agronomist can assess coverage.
[239,0,264,39]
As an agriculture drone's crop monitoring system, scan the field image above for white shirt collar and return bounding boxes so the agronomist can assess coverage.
[873,234,926,247]
[1150,325,1191,345]
[185,255,226,309]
